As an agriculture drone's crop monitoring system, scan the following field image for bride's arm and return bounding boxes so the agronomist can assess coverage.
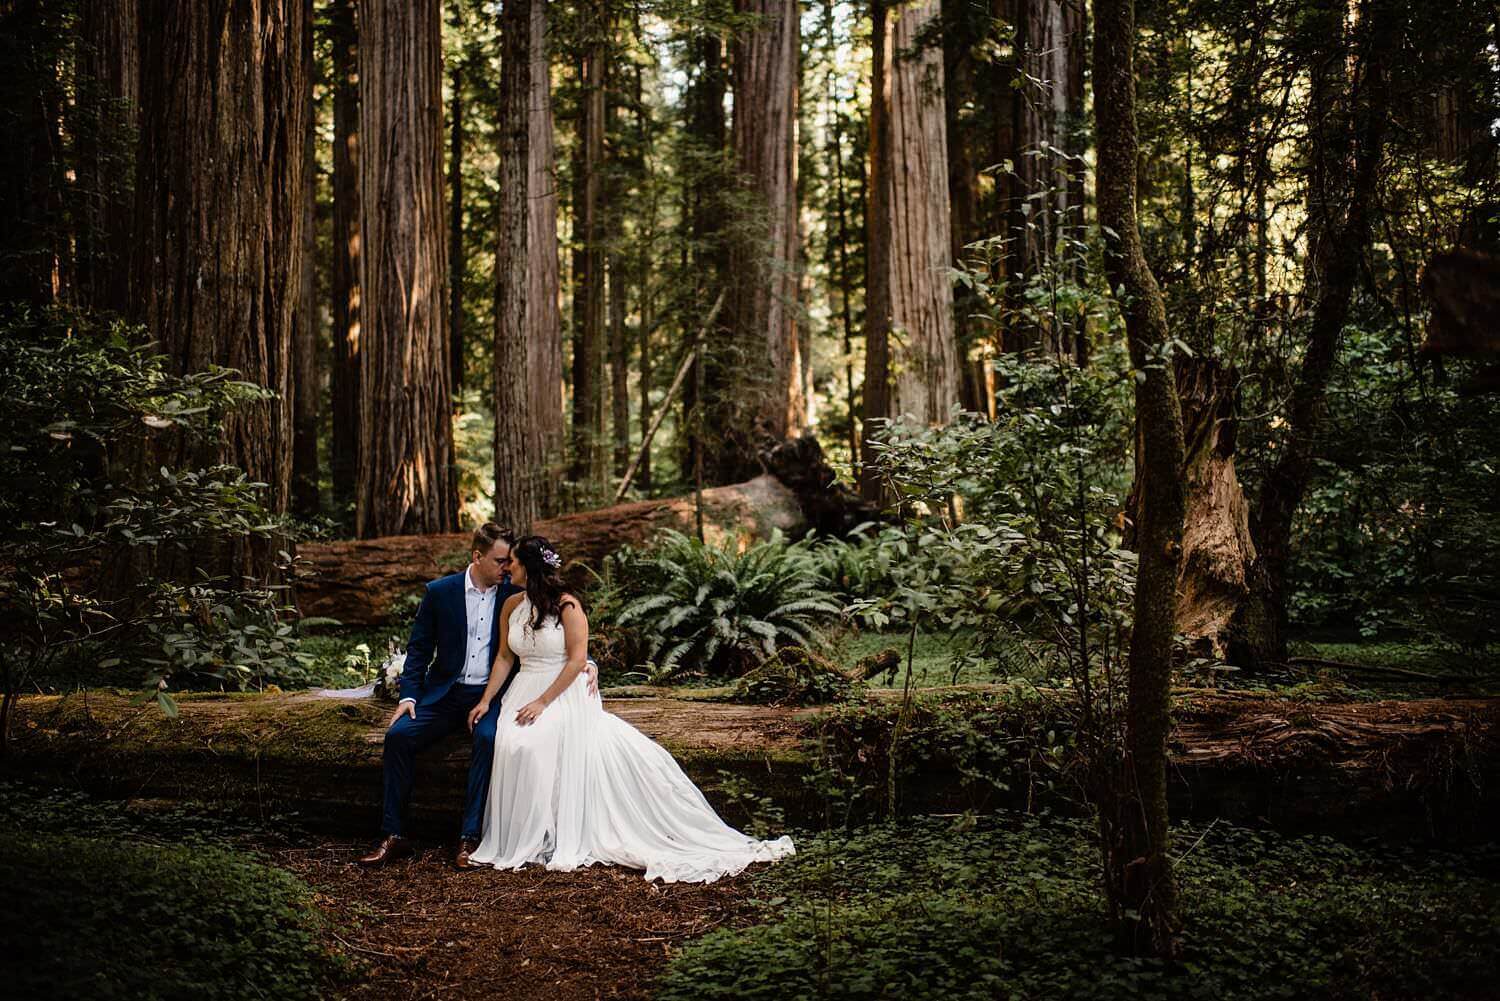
[514,596,589,726]
[468,593,524,731]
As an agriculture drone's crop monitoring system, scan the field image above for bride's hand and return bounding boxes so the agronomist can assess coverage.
[515,699,547,726]
[467,700,490,732]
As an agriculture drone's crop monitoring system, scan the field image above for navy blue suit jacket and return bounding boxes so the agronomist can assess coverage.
[399,571,522,707]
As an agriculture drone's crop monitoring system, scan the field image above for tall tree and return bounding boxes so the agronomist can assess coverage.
[329,0,361,514]
[1234,0,1391,667]
[129,0,312,557]
[74,0,139,316]
[862,0,958,502]
[494,0,538,531]
[356,0,457,537]
[526,0,565,516]
[1093,0,1186,957]
[680,28,730,487]
[0,0,66,309]
[569,8,608,495]
[448,54,467,400]
[717,0,803,482]
[291,0,320,518]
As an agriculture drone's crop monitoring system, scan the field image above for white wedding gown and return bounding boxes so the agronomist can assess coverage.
[469,597,794,882]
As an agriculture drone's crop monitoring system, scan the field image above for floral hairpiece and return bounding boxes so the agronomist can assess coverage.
[541,547,562,568]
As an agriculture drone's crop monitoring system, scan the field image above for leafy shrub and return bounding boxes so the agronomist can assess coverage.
[658,814,1500,1001]
[614,530,842,681]
[0,833,336,1000]
[0,308,305,714]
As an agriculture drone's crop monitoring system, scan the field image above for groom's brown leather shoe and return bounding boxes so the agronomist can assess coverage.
[455,837,481,870]
[358,834,415,867]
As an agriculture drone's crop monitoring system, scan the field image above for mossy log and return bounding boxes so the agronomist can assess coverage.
[295,474,806,625]
[7,690,1498,841]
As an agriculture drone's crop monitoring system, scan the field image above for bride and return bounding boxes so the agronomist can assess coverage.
[464,535,794,882]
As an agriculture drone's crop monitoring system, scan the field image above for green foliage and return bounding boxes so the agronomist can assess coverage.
[613,530,842,681]
[1284,325,1500,661]
[733,646,855,706]
[658,814,1500,1001]
[0,783,340,1001]
[0,309,307,701]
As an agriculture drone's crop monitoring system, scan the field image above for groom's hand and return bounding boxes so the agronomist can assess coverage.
[467,701,491,732]
[388,700,416,728]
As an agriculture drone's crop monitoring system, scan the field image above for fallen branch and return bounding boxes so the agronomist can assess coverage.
[1287,656,1458,684]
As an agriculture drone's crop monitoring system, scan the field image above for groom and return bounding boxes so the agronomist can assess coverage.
[359,522,597,868]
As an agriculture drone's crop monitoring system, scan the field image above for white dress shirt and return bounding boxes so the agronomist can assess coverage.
[398,566,497,707]
[459,566,498,685]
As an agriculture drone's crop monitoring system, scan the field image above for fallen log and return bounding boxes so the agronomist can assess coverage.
[8,689,1497,842]
[296,474,806,625]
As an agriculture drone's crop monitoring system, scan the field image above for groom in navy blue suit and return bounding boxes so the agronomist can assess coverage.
[359,522,595,868]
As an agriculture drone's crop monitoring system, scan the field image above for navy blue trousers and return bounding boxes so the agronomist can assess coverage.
[381,683,502,839]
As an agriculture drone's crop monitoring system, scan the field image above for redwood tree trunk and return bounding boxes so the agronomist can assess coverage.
[869,0,958,428]
[74,0,139,316]
[568,18,607,495]
[526,0,565,517]
[859,0,893,503]
[718,0,803,483]
[448,58,467,400]
[356,0,456,537]
[1093,0,1185,957]
[493,0,540,532]
[329,0,361,514]
[129,0,311,562]
[291,0,320,519]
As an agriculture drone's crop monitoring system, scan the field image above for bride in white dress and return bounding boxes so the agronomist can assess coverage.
[465,535,794,882]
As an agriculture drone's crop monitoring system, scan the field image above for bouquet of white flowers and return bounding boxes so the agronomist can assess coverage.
[373,643,406,702]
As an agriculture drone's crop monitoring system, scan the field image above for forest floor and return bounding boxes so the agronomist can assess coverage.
[273,838,750,1001]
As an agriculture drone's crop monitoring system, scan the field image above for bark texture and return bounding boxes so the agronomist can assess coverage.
[859,0,893,502]
[493,0,540,532]
[569,19,608,494]
[718,0,804,482]
[355,0,457,537]
[862,0,958,489]
[329,0,361,511]
[291,0,320,518]
[129,0,311,531]
[1094,0,1185,956]
[526,0,566,516]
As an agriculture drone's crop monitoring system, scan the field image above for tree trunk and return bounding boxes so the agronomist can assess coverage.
[448,58,466,400]
[718,0,803,483]
[1235,0,1389,669]
[873,0,958,428]
[681,31,729,486]
[821,0,863,466]
[607,78,630,480]
[74,0,140,316]
[129,0,311,573]
[493,0,539,532]
[526,0,565,517]
[568,18,607,496]
[1093,0,1185,957]
[991,0,1089,356]
[356,0,456,537]
[859,0,893,503]
[329,0,361,514]
[0,0,65,309]
[291,0,320,519]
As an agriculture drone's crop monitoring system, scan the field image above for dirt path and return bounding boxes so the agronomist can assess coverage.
[275,838,751,1001]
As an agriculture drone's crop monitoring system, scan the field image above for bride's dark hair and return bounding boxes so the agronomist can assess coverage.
[512,535,576,629]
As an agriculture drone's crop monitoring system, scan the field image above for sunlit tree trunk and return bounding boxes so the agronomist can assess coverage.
[526,0,565,517]
[718,0,803,482]
[129,0,310,551]
[355,0,456,537]
[863,0,957,452]
[493,0,539,531]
